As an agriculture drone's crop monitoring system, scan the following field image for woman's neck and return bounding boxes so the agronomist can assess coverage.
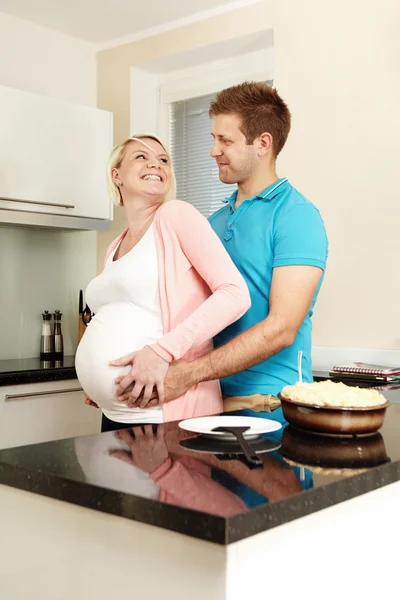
[123,197,163,241]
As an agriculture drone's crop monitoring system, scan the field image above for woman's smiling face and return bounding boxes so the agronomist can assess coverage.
[112,138,171,202]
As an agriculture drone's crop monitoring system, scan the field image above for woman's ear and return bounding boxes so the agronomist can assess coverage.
[111,167,121,186]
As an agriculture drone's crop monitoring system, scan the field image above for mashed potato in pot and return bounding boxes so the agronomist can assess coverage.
[281,380,387,408]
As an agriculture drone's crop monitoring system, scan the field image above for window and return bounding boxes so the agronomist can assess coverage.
[169,91,236,217]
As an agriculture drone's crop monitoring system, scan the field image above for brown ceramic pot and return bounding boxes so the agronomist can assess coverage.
[278,394,390,436]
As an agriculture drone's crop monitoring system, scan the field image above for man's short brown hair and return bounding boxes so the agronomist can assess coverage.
[209,81,291,157]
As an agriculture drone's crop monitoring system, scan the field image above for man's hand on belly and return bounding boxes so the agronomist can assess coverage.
[115,359,195,404]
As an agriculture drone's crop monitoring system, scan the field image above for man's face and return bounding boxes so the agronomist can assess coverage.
[211,114,258,185]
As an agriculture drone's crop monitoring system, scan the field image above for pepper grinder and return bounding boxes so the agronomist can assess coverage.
[40,311,54,359]
[53,310,64,360]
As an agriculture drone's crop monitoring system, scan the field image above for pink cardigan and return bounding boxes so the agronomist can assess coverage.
[105,200,251,421]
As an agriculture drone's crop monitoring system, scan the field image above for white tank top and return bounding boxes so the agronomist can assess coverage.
[75,224,164,423]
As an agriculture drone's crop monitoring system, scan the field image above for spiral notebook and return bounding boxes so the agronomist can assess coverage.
[330,362,400,382]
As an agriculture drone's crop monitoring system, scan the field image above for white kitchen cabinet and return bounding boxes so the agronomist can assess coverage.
[0,379,101,450]
[0,84,113,227]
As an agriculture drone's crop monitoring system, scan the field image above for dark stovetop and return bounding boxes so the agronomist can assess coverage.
[0,355,76,386]
[0,384,399,545]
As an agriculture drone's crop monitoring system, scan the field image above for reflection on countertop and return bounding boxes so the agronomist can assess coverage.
[0,385,400,544]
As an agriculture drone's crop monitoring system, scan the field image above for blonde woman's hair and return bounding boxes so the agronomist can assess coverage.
[106,133,177,207]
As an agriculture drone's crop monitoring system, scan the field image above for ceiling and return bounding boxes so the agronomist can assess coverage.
[0,0,261,45]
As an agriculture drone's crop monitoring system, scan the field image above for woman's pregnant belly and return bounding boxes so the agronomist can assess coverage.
[75,301,163,414]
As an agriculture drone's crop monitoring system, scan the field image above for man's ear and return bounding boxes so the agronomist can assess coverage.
[257,132,274,157]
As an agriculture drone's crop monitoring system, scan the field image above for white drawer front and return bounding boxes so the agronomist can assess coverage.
[0,379,101,449]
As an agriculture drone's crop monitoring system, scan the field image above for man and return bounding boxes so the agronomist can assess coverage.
[116,81,328,422]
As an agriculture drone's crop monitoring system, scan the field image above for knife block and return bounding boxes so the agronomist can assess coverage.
[78,317,86,343]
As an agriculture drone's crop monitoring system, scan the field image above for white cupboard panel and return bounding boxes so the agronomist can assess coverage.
[0,85,113,221]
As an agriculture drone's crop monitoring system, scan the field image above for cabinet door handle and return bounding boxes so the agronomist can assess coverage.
[0,196,75,210]
[5,387,83,401]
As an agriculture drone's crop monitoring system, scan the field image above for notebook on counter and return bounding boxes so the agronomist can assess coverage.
[330,362,400,383]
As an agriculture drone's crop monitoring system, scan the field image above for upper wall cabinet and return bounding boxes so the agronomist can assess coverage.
[0,85,113,230]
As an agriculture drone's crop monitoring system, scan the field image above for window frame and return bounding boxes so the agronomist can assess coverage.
[157,50,274,145]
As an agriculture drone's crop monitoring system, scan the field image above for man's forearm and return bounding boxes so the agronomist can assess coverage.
[189,315,294,386]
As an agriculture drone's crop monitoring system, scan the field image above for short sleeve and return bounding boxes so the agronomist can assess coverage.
[273,202,328,270]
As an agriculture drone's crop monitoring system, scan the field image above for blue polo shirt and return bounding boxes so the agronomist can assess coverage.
[209,178,328,403]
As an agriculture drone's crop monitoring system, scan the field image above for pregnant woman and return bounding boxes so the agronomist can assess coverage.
[75,134,250,432]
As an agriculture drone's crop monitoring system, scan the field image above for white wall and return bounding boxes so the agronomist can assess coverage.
[273,0,400,350]
[0,12,98,359]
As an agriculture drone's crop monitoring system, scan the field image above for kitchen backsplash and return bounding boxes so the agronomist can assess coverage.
[0,224,97,360]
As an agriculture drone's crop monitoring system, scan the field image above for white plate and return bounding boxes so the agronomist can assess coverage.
[179,416,282,440]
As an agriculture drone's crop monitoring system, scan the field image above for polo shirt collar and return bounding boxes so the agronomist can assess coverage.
[224,190,238,211]
[223,178,289,210]
[255,178,289,200]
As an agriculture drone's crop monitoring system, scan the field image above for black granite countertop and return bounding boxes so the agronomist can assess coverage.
[0,360,332,389]
[0,355,77,386]
[0,384,399,545]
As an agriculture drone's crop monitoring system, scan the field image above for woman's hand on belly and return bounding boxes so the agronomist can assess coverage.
[110,346,169,407]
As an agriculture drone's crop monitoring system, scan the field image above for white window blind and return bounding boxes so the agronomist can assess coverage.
[169,91,236,217]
